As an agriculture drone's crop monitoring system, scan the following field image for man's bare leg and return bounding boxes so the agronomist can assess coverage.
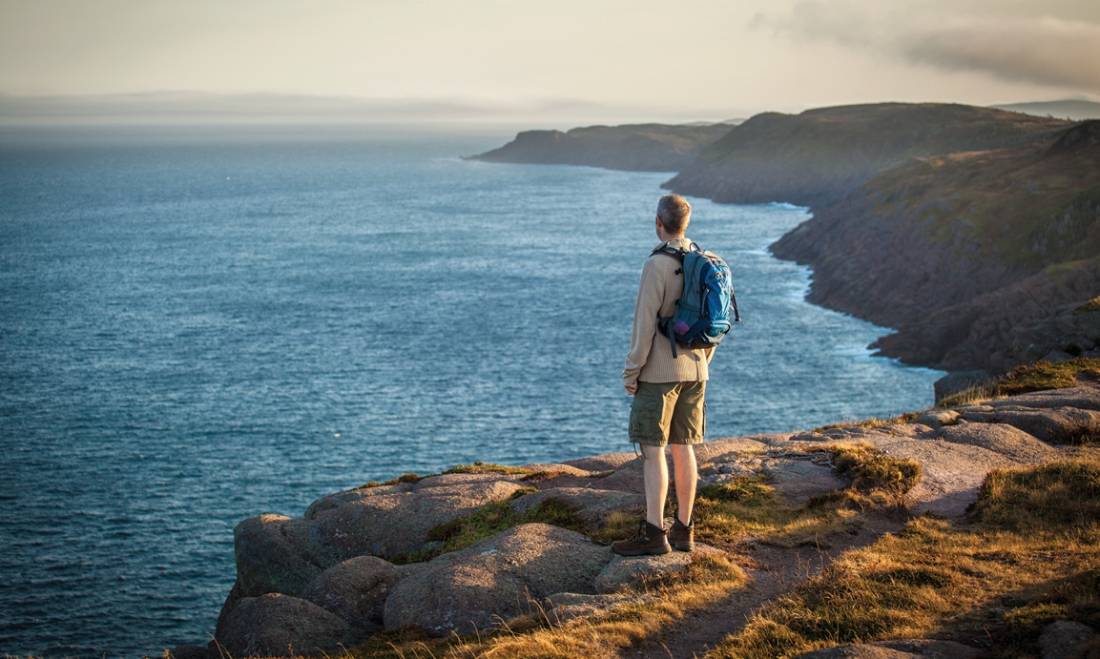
[642,444,668,527]
[669,444,698,524]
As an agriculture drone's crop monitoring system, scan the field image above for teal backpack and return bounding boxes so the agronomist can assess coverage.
[652,242,740,357]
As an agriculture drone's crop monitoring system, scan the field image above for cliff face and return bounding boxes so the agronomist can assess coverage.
[468,123,733,171]
[664,103,1068,207]
[469,104,1096,374]
[770,121,1100,372]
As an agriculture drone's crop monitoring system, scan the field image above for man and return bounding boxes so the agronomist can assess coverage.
[613,194,714,557]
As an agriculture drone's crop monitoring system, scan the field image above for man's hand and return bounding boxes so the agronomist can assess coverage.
[624,381,638,396]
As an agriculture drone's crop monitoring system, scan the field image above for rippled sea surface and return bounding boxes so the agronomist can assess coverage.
[0,125,942,656]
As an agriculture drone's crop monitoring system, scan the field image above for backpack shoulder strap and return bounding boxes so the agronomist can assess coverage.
[650,242,687,262]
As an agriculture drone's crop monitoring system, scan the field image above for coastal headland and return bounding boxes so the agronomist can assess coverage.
[473,103,1100,383]
[182,362,1100,658]
[181,102,1100,657]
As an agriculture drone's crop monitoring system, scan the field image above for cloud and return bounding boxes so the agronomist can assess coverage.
[752,1,1100,91]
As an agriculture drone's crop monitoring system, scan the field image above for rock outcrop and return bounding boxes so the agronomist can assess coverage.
[200,382,1100,657]
[770,120,1100,373]
[214,593,349,657]
[382,523,610,635]
[471,105,1096,374]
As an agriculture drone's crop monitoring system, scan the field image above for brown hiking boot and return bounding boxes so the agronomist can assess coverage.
[611,519,671,556]
[669,517,694,552]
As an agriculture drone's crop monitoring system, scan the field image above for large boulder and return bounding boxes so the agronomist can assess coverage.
[759,453,848,503]
[299,555,404,638]
[589,457,645,493]
[214,593,349,657]
[958,406,1100,443]
[937,422,1059,463]
[594,542,723,593]
[308,477,528,562]
[988,386,1100,412]
[562,451,637,472]
[234,514,330,597]
[1039,620,1096,659]
[914,409,960,429]
[304,472,527,519]
[383,523,611,635]
[849,435,1019,517]
[511,487,643,526]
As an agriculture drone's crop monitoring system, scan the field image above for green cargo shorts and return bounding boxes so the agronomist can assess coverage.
[629,380,707,447]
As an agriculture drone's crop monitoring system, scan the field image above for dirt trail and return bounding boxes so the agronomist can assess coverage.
[621,517,904,659]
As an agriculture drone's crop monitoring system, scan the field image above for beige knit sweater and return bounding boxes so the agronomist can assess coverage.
[623,237,715,386]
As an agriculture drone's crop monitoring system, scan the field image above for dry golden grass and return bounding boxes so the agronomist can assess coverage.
[938,357,1100,407]
[705,460,1100,658]
[815,412,920,432]
[344,555,746,659]
[693,477,861,549]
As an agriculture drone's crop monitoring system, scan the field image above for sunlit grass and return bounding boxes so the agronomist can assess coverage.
[705,459,1100,658]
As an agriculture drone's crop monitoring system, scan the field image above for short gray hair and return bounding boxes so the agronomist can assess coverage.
[656,194,691,234]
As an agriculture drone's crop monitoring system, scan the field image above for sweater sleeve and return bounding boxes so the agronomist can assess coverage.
[623,258,665,386]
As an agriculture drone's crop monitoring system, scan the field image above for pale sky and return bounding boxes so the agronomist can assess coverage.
[1,0,1098,122]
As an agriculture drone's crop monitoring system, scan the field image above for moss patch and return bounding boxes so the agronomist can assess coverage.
[705,459,1100,659]
[443,461,533,475]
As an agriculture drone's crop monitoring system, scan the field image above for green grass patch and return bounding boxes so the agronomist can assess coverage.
[392,491,590,563]
[705,459,1100,659]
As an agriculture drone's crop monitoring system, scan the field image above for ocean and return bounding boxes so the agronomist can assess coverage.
[0,124,942,656]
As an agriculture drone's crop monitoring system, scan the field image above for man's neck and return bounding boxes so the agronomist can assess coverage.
[659,233,686,243]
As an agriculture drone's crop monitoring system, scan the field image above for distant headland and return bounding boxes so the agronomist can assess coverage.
[469,102,1100,380]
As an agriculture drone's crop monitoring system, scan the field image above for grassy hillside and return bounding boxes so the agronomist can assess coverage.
[771,120,1100,372]
[467,123,732,172]
[664,103,1068,207]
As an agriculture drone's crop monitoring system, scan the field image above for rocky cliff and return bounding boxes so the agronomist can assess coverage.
[663,103,1068,207]
[467,122,733,171]
[771,120,1100,372]
[176,374,1100,658]
[468,105,1096,376]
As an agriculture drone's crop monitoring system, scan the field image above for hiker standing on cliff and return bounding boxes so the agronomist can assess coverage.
[612,194,717,556]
